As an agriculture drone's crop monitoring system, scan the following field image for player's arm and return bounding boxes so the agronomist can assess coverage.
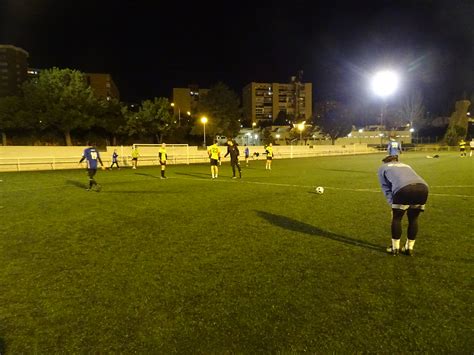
[79,156,85,163]
[377,170,393,204]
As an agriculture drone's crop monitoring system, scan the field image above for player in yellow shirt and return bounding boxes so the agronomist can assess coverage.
[131,147,140,169]
[459,139,466,157]
[159,143,167,179]
[265,143,274,170]
[207,140,221,179]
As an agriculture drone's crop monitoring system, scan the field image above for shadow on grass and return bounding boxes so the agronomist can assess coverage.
[0,337,5,354]
[174,172,210,179]
[104,190,176,194]
[134,172,160,179]
[65,180,88,189]
[256,210,383,253]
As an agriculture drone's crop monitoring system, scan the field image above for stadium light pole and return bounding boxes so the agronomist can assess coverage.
[171,102,181,126]
[371,70,399,130]
[298,121,306,144]
[201,116,208,147]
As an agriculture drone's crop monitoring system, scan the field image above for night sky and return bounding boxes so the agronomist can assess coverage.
[0,0,473,116]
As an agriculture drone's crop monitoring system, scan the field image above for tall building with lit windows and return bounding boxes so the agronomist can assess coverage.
[242,77,312,126]
[0,44,29,97]
[84,73,120,101]
[172,85,209,116]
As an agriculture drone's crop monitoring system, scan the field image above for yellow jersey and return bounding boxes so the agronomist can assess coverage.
[208,144,220,160]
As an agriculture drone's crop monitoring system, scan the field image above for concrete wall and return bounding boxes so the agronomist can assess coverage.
[0,144,378,172]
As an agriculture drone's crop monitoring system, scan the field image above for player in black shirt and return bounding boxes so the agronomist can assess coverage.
[224,140,242,179]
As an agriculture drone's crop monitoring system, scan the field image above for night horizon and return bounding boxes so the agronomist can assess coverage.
[0,0,473,116]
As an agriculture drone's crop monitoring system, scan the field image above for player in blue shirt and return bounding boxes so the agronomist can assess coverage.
[244,145,250,166]
[110,149,120,170]
[378,155,429,256]
[79,144,105,191]
[387,137,402,157]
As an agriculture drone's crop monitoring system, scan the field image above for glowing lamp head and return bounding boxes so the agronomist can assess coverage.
[371,70,399,98]
[201,116,208,124]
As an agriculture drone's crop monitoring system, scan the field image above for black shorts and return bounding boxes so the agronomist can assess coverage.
[160,161,167,166]
[392,183,429,210]
[267,156,273,160]
[87,169,97,178]
[132,157,138,161]
[210,159,219,166]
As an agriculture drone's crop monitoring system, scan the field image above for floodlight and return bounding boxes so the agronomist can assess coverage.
[371,70,399,98]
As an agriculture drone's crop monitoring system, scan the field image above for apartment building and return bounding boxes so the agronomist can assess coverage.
[84,73,120,101]
[243,78,312,126]
[0,44,29,97]
[172,85,209,116]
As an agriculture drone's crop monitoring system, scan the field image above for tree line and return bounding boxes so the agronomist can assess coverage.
[0,68,242,146]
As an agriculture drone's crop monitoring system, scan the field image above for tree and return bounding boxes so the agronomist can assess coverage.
[192,82,241,139]
[400,90,425,129]
[315,105,353,145]
[95,98,127,146]
[21,68,96,145]
[0,96,23,145]
[262,127,274,145]
[125,97,174,143]
[444,100,471,145]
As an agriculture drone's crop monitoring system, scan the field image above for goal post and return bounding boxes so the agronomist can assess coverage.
[131,143,190,165]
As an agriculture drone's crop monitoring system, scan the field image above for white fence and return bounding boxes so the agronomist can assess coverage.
[0,144,380,172]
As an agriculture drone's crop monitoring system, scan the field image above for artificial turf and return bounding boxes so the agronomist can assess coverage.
[0,152,472,352]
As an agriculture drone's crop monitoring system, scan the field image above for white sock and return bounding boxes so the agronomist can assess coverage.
[392,239,400,250]
[407,239,415,250]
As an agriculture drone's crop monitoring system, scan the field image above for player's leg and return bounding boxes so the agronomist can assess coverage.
[161,162,166,178]
[231,162,236,178]
[405,208,421,253]
[237,162,242,178]
[389,209,405,255]
[88,169,98,189]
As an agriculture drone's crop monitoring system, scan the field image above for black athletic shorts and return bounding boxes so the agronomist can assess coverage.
[160,161,167,166]
[267,156,273,160]
[210,159,219,166]
[87,169,97,178]
[392,183,429,211]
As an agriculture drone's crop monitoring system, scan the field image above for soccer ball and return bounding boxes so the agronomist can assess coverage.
[315,186,324,194]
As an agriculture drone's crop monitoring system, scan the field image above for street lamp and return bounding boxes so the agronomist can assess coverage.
[171,102,182,125]
[201,116,208,147]
[371,70,399,129]
[298,121,306,143]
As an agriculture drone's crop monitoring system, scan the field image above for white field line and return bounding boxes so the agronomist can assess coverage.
[2,177,473,198]
[170,177,474,198]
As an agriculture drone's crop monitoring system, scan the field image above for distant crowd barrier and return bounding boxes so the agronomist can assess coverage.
[0,144,380,172]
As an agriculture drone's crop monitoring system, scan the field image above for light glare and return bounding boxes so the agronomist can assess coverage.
[371,70,399,98]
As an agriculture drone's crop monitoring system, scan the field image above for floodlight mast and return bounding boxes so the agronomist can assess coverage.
[371,70,399,128]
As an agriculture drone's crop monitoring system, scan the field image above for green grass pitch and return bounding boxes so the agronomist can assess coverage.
[0,152,472,352]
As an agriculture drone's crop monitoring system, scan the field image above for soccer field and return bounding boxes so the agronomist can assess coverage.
[0,152,472,352]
